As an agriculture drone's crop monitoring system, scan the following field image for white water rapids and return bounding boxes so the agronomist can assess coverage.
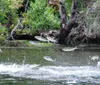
[0,63,100,84]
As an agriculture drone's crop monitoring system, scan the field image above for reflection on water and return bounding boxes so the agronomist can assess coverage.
[0,45,100,85]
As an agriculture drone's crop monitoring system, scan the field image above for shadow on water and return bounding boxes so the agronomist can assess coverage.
[0,44,100,85]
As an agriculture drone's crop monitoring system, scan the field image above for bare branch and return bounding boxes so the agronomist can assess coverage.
[10,18,23,40]
[25,0,30,12]
[70,0,78,19]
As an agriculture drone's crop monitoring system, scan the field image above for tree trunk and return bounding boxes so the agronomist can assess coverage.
[58,0,78,44]
[6,13,12,35]
[58,0,67,44]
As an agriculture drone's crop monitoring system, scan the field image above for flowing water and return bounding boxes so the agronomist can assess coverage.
[0,45,100,85]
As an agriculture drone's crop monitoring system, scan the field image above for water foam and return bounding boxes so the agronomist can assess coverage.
[0,63,100,84]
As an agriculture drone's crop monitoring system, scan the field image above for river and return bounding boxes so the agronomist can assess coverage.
[0,44,100,85]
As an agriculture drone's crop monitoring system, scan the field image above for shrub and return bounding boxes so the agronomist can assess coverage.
[0,0,23,26]
[25,0,60,34]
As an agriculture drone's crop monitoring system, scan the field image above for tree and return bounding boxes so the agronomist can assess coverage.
[58,0,100,45]
[58,0,78,44]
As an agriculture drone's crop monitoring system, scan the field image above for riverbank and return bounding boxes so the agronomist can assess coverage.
[0,40,55,48]
[0,0,100,46]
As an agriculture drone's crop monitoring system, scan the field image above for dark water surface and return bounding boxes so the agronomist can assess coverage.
[0,45,100,85]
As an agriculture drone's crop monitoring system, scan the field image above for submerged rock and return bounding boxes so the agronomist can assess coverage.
[0,49,2,52]
[29,41,40,46]
[62,46,78,52]
[89,55,99,60]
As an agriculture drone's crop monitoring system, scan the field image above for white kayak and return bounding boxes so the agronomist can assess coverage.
[46,36,57,43]
[62,46,78,52]
[35,36,48,42]
[35,36,57,43]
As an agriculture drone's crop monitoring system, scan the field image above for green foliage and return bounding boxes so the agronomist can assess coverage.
[64,0,84,17]
[64,0,72,16]
[0,0,86,41]
[0,0,8,24]
[0,0,19,25]
[25,0,60,34]
[0,25,8,45]
[0,25,8,36]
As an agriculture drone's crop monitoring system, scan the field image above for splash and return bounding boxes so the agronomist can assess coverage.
[0,63,100,84]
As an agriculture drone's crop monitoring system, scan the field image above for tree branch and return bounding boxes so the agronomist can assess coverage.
[25,0,30,12]
[10,18,23,40]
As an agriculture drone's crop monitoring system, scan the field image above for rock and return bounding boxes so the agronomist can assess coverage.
[0,49,2,52]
